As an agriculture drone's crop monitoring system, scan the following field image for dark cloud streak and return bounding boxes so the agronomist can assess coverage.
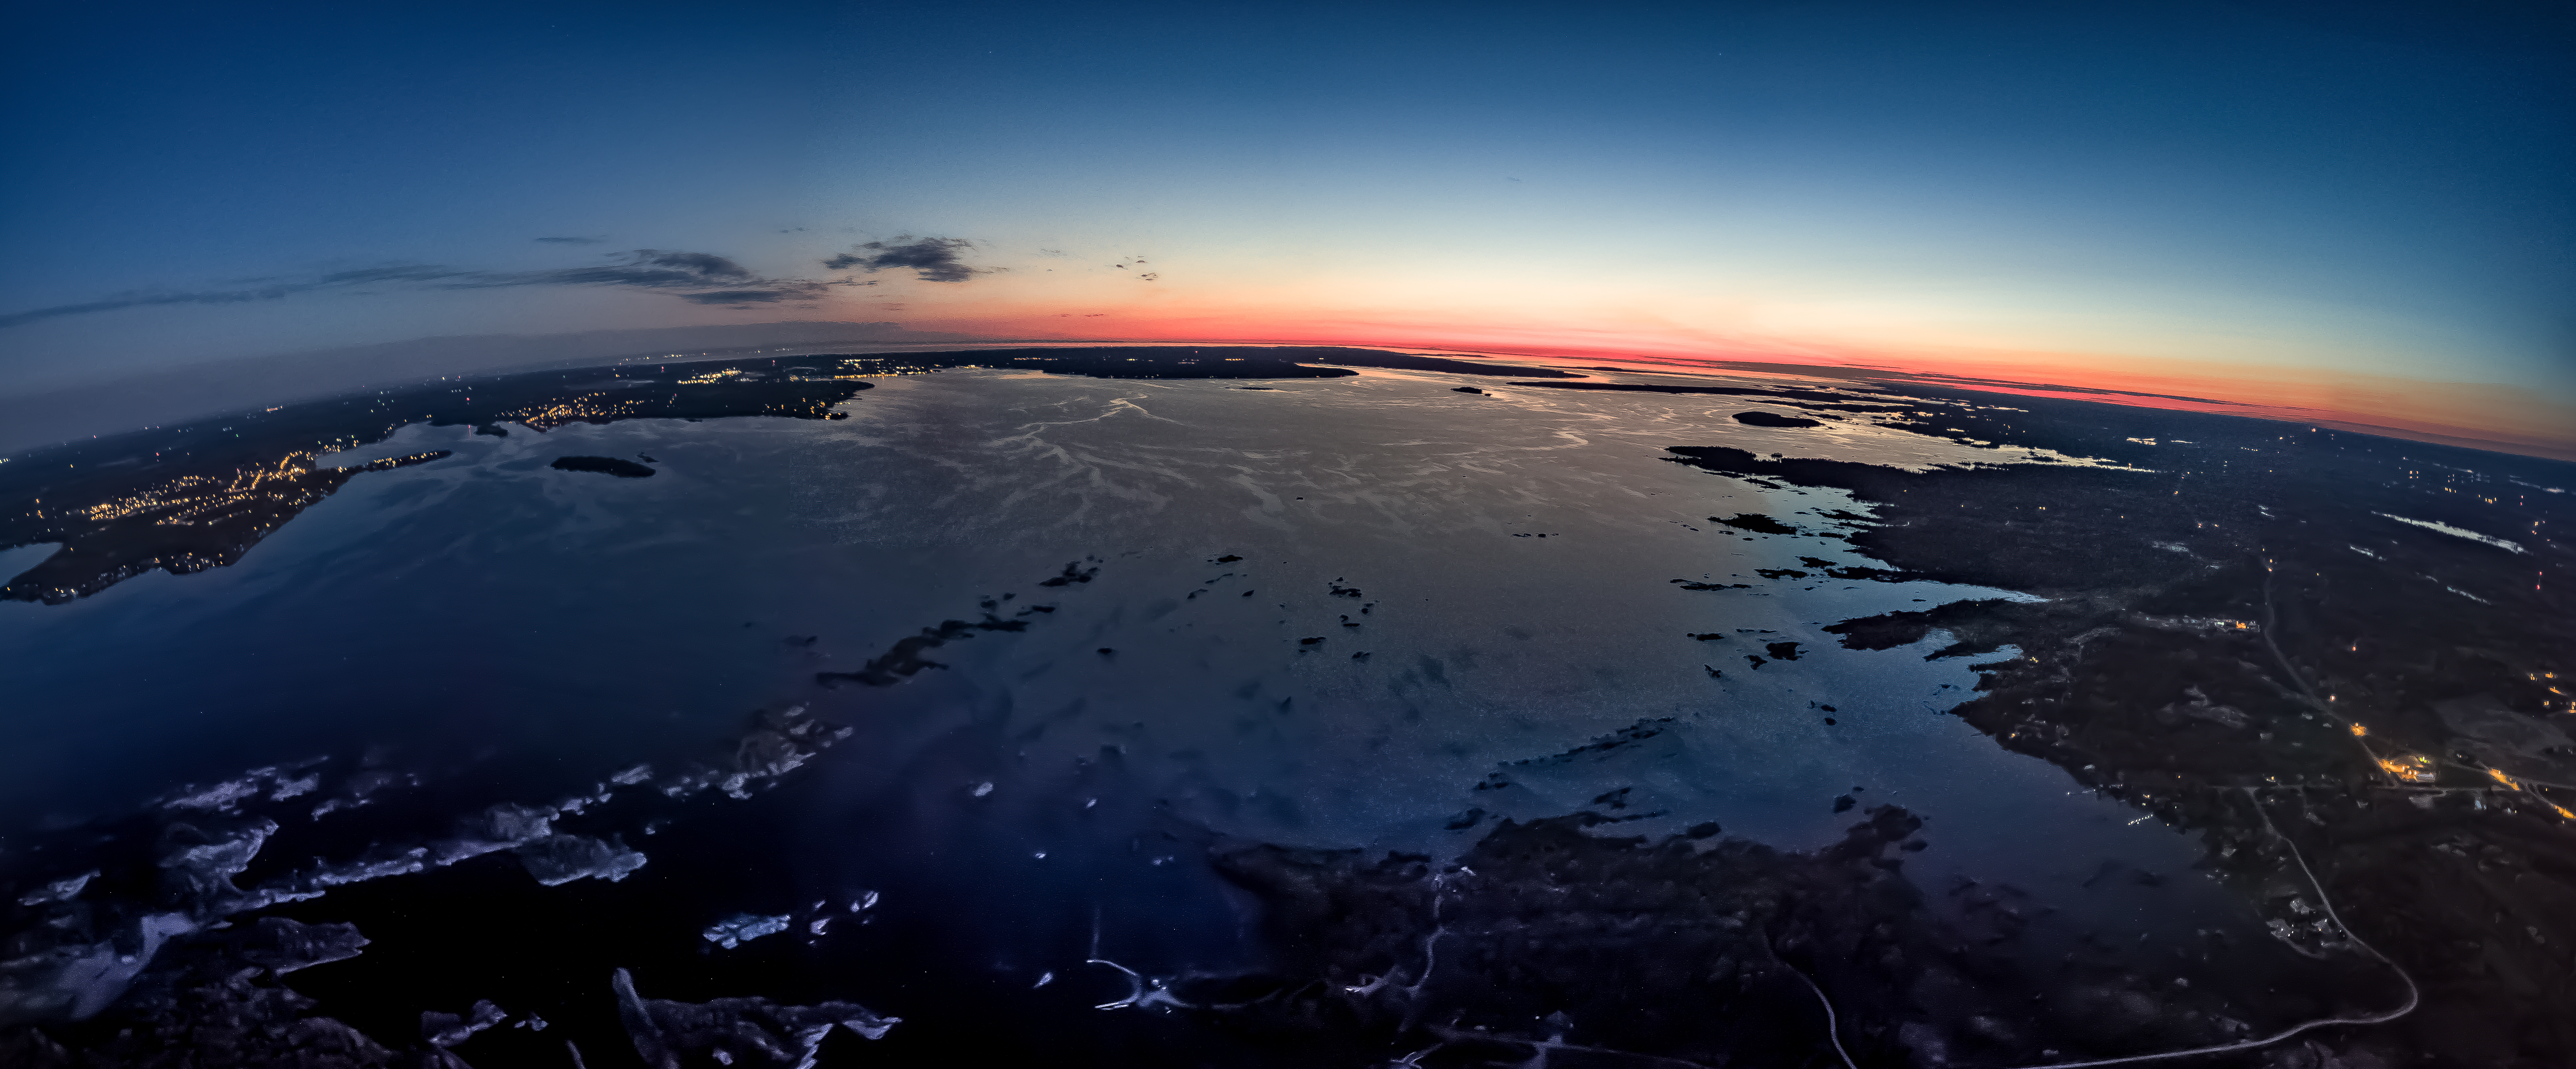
[474,250,756,291]
[0,288,306,329]
[678,287,829,305]
[0,250,834,328]
[823,236,981,282]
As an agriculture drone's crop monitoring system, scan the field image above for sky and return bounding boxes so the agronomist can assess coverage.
[4,1,2572,453]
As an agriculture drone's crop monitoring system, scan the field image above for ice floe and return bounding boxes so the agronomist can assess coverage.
[516,834,649,886]
[14,870,94,907]
[2374,512,2525,554]
[611,967,897,1069]
[240,917,370,975]
[426,802,560,865]
[702,913,791,950]
[422,998,504,1047]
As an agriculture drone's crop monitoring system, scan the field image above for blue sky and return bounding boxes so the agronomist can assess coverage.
[3,1,2569,442]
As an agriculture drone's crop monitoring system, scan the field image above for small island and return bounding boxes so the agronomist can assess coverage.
[1732,410,1822,428]
[550,456,657,478]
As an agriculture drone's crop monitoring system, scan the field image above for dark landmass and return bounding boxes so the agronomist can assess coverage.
[1036,560,1100,587]
[1451,386,1484,394]
[921,346,1580,380]
[815,616,1029,689]
[1733,410,1823,428]
[1298,349,1582,378]
[814,561,1092,688]
[0,451,450,604]
[1478,718,1677,791]
[962,347,1357,380]
[1671,579,1750,591]
[1673,393,2576,1066]
[1193,803,2402,1067]
[1712,512,1799,535]
[1505,380,1897,406]
[0,359,873,604]
[548,456,655,478]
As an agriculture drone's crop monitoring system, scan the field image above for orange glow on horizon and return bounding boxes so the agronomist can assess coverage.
[875,301,2576,461]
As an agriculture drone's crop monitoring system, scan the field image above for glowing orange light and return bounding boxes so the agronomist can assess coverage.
[2376,757,2431,783]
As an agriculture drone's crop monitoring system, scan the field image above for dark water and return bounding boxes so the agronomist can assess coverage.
[0,366,2402,1064]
